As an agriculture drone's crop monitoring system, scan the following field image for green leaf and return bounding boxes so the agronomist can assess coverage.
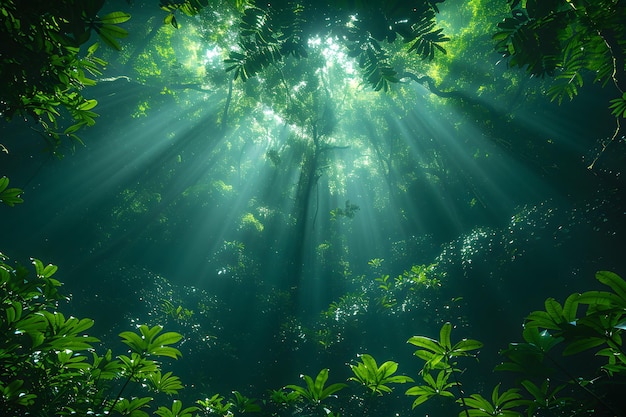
[41,264,58,278]
[6,302,22,324]
[314,368,329,397]
[154,400,199,417]
[562,337,606,356]
[452,338,484,352]
[64,123,83,135]
[164,13,178,29]
[100,12,131,25]
[562,293,580,322]
[99,25,129,38]
[149,345,182,359]
[407,336,445,354]
[578,291,626,309]
[596,271,626,300]
[120,330,147,353]
[545,298,563,321]
[151,331,183,348]
[520,379,543,400]
[114,397,153,417]
[77,99,98,111]
[87,43,99,55]
[96,25,128,50]
[405,370,457,408]
[405,386,437,408]
[440,322,452,350]
[0,176,8,192]
[349,354,412,395]
[32,259,45,276]
[0,186,24,206]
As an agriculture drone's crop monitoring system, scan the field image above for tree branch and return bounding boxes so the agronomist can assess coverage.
[399,72,464,98]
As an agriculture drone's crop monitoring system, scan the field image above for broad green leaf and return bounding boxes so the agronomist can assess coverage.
[63,317,95,334]
[41,264,58,278]
[464,394,495,414]
[407,336,445,354]
[452,338,483,353]
[6,302,22,323]
[64,123,83,135]
[405,387,437,408]
[96,25,128,50]
[321,382,348,399]
[0,187,24,206]
[120,330,147,352]
[286,369,346,404]
[314,368,329,397]
[562,337,606,356]
[87,43,99,55]
[440,322,452,350]
[149,345,182,359]
[578,291,626,308]
[496,388,523,406]
[155,399,198,417]
[596,271,626,300]
[141,324,164,341]
[360,353,378,372]
[522,327,562,352]
[544,298,563,322]
[114,397,153,416]
[147,371,184,394]
[525,310,560,330]
[151,331,183,348]
[99,24,129,38]
[379,360,398,378]
[520,379,543,400]
[32,258,44,276]
[100,12,131,25]
[423,352,445,370]
[77,99,98,111]
[385,375,414,384]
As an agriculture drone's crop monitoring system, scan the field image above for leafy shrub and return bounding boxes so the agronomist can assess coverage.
[0,252,186,416]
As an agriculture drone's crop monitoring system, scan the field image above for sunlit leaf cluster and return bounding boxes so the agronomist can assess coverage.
[222,0,448,91]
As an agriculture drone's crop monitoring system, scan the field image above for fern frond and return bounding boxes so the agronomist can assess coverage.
[609,93,626,118]
[359,40,398,92]
[547,34,586,103]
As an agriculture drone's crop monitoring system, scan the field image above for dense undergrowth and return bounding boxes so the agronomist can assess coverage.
[2,252,626,417]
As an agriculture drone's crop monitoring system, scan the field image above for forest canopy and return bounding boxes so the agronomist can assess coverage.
[2,0,625,156]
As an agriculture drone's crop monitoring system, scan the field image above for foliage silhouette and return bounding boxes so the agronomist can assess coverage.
[0,0,130,148]
[494,0,626,166]
[0,253,186,416]
[3,250,626,416]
